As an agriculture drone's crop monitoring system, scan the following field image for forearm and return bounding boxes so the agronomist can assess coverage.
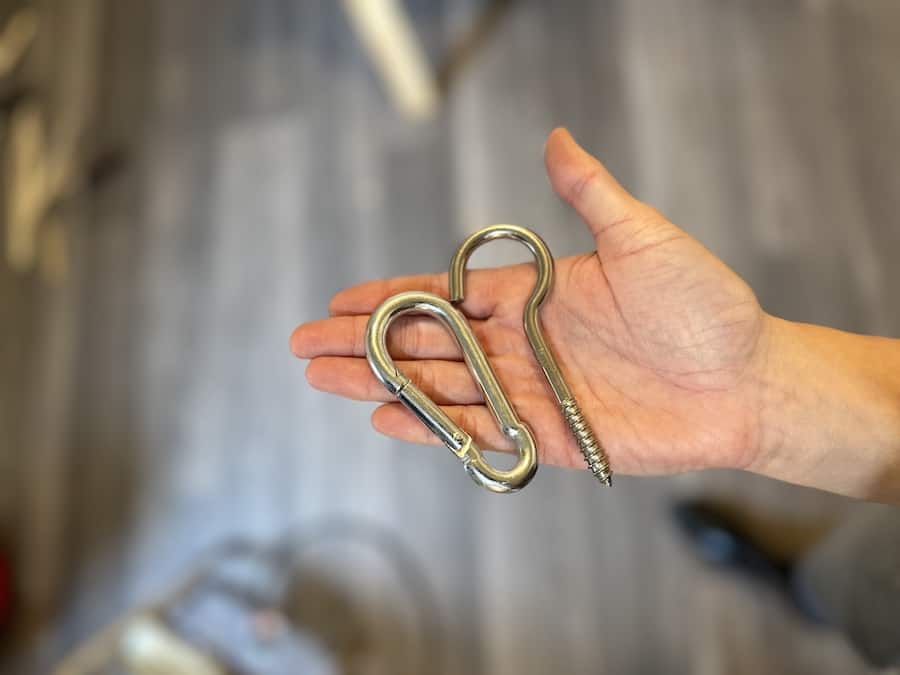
[753,317,900,503]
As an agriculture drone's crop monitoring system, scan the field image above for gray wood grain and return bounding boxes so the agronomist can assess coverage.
[2,0,899,672]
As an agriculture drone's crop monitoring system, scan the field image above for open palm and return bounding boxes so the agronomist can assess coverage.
[292,129,772,476]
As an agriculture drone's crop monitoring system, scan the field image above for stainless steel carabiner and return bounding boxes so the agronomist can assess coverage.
[449,224,612,485]
[365,291,538,493]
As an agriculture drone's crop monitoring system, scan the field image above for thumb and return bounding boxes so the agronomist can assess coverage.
[544,128,674,260]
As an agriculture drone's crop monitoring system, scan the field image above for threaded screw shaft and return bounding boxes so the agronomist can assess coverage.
[561,398,612,486]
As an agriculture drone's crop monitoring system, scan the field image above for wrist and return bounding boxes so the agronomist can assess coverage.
[751,316,900,502]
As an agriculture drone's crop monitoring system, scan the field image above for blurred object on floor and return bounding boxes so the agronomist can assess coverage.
[671,500,791,587]
[1,0,126,284]
[671,500,812,619]
[672,500,900,668]
[54,518,439,675]
[793,507,900,669]
[341,0,439,119]
[120,617,226,675]
[0,7,36,79]
[341,0,516,119]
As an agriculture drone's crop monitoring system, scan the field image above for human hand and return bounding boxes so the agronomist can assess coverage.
[293,129,900,501]
[291,128,773,476]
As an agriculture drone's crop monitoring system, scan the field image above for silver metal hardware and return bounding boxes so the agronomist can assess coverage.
[365,224,612,491]
[449,224,612,486]
[365,291,538,493]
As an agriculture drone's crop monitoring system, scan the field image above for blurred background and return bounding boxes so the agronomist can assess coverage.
[1,0,899,673]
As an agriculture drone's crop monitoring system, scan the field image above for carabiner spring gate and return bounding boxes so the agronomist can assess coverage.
[365,292,537,493]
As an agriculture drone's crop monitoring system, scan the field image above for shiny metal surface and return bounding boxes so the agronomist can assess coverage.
[449,225,612,486]
[365,291,538,493]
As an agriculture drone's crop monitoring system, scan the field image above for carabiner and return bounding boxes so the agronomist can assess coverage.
[365,291,537,493]
[449,224,612,485]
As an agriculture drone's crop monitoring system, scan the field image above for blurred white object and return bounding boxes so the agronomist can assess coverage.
[341,0,439,119]
[3,2,100,277]
[120,617,225,675]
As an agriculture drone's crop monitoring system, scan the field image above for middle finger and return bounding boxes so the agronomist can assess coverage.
[292,314,507,361]
[305,356,485,405]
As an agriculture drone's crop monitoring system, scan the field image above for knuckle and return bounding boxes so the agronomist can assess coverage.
[456,407,478,437]
[428,273,449,297]
[566,167,605,207]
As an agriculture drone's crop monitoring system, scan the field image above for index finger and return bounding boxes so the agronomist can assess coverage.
[328,270,500,319]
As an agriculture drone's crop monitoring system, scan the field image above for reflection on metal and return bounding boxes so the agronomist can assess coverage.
[450,225,613,485]
[366,291,538,493]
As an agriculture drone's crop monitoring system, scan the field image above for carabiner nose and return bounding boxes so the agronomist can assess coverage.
[365,291,537,493]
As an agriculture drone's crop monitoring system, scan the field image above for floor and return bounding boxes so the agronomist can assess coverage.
[2,0,900,672]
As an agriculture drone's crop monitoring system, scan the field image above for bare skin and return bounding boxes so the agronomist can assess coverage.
[292,128,900,503]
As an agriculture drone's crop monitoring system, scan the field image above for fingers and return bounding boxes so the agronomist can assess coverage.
[305,357,484,405]
[293,315,469,360]
[371,399,572,467]
[544,127,678,261]
[373,403,512,448]
[328,269,500,319]
[292,313,517,361]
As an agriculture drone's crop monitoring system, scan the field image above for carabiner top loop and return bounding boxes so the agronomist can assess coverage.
[365,291,537,493]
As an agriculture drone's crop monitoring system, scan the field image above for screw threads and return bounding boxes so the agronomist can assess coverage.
[561,398,612,486]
